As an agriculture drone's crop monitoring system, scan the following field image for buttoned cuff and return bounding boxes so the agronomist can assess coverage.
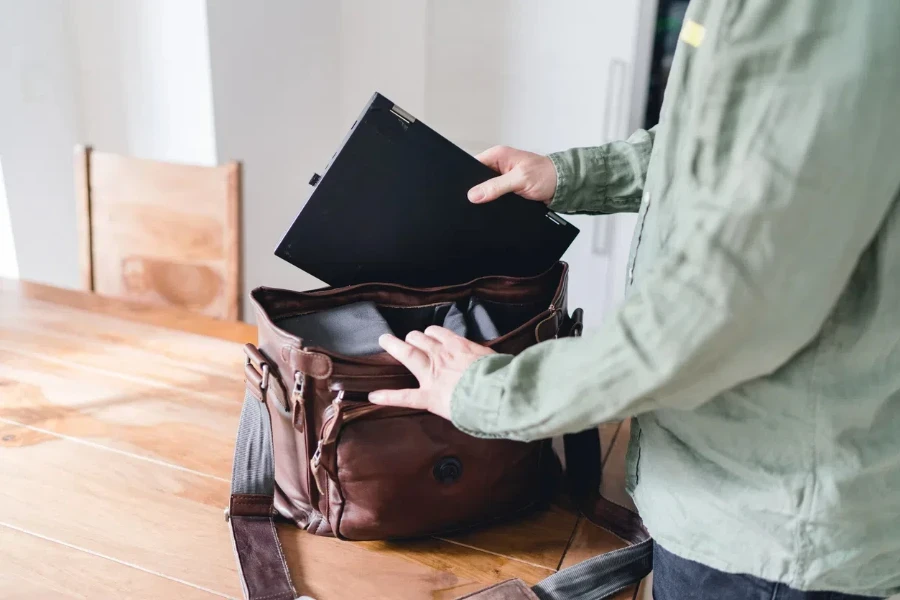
[547,151,576,213]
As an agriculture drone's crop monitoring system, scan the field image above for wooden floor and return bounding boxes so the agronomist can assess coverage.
[0,279,647,600]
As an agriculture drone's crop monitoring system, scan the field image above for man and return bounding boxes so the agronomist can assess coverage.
[370,2,900,598]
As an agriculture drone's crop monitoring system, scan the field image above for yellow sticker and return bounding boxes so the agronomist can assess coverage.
[680,19,706,48]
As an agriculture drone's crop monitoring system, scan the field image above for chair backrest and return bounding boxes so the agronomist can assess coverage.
[75,146,241,320]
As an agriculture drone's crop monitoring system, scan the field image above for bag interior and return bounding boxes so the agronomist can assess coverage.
[275,296,540,356]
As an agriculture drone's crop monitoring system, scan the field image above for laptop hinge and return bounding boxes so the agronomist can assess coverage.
[390,105,416,125]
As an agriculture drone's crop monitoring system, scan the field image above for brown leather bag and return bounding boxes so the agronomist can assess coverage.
[227,263,651,600]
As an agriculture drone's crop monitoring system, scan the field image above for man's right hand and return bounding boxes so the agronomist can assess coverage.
[468,146,557,205]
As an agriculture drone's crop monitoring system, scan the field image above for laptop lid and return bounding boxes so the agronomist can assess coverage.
[275,92,579,288]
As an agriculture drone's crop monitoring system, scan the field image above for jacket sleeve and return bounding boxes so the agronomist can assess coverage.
[547,126,657,215]
[451,5,900,441]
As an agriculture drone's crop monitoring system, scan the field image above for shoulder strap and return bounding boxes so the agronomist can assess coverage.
[229,332,651,600]
[227,347,307,600]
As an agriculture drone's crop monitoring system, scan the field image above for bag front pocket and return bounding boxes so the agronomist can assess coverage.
[311,393,552,540]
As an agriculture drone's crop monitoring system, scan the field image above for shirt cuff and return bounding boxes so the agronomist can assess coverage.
[547,151,575,213]
[450,353,515,438]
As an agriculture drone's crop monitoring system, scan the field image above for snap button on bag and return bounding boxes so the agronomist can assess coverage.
[434,456,463,484]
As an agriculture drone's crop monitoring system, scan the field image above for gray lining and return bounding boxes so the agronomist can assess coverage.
[275,297,501,356]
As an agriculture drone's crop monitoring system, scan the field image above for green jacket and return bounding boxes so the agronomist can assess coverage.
[451,1,900,596]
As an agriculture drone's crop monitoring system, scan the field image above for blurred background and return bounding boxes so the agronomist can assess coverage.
[0,0,687,325]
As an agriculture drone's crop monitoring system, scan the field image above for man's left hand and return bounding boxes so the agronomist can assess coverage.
[368,326,496,420]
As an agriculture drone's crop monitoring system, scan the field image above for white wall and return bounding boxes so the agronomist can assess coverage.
[424,0,649,328]
[206,1,344,319]
[0,0,83,288]
[0,0,217,290]
[338,1,428,127]
[71,0,217,165]
[0,162,18,279]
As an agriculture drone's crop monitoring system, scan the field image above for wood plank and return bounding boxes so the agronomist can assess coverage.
[0,294,248,375]
[0,328,243,400]
[0,525,223,599]
[312,535,554,597]
[0,347,242,480]
[0,425,553,599]
[437,504,578,571]
[0,426,239,596]
[437,423,624,570]
[558,518,639,600]
[436,422,626,571]
[0,278,257,344]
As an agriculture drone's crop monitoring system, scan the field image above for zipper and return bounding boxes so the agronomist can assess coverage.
[310,391,424,495]
[291,372,306,433]
[311,389,347,472]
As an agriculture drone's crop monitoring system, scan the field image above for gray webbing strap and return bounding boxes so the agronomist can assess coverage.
[229,384,313,600]
[232,388,275,496]
[532,539,653,600]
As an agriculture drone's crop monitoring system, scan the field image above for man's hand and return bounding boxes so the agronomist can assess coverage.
[368,326,496,420]
[468,146,557,204]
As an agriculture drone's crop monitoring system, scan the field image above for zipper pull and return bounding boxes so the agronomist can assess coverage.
[292,372,306,433]
[311,439,323,468]
[310,439,327,496]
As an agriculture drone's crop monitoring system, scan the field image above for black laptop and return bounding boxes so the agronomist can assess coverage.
[276,92,579,288]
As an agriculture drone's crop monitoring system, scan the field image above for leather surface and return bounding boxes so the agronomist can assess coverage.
[230,494,275,518]
[230,516,297,600]
[250,263,569,540]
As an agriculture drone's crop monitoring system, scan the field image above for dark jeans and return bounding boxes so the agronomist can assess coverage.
[652,543,884,600]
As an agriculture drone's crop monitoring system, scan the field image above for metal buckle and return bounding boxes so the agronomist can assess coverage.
[245,355,269,390]
[244,344,270,393]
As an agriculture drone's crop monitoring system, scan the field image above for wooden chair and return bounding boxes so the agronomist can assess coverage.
[74,146,241,321]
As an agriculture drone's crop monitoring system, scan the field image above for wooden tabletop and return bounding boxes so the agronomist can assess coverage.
[0,279,645,600]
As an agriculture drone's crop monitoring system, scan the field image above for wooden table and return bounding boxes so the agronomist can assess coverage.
[0,279,646,600]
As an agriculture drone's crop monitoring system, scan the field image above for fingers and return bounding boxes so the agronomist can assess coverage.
[378,334,429,377]
[474,145,508,170]
[468,170,523,204]
[368,388,425,409]
[405,330,441,354]
[423,325,464,347]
